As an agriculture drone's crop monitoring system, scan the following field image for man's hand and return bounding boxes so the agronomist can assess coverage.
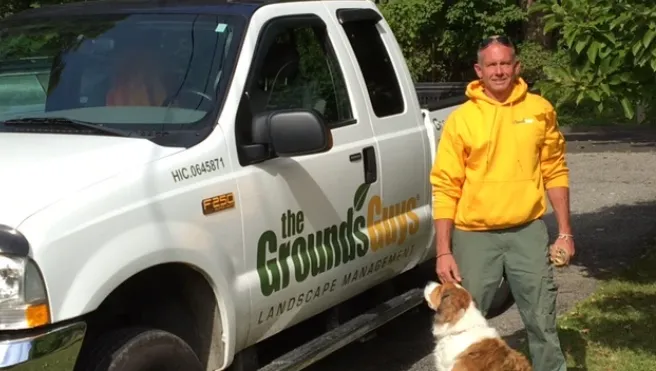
[550,234,575,266]
[546,186,574,265]
[434,219,461,282]
[436,253,462,283]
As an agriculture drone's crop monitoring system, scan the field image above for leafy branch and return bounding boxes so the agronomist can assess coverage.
[531,0,656,121]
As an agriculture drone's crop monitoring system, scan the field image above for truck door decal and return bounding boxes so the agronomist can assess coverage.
[171,157,225,183]
[202,192,236,215]
[256,183,420,298]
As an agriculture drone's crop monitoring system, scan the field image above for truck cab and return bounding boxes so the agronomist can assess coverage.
[0,1,512,370]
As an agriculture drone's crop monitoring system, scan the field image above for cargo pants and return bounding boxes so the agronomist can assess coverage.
[451,218,567,371]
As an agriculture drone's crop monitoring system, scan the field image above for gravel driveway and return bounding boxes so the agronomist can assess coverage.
[301,129,656,371]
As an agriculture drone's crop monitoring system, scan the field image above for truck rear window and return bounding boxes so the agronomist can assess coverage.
[0,13,243,127]
[340,19,404,118]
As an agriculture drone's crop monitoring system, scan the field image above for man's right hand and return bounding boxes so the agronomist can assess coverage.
[436,252,462,283]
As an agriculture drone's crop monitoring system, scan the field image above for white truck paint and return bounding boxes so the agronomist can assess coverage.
[0,1,511,371]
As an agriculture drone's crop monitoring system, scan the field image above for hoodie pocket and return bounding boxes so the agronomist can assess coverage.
[458,178,545,229]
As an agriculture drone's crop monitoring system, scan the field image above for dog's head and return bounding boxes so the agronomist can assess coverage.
[423,281,473,326]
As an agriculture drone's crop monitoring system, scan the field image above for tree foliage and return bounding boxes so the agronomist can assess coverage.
[0,0,32,18]
[532,0,656,121]
[378,0,445,82]
[378,0,526,82]
[0,0,77,19]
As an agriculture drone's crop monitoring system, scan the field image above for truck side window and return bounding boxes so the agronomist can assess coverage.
[340,20,404,118]
[247,19,353,128]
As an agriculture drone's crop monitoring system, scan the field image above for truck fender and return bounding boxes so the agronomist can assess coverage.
[55,222,239,367]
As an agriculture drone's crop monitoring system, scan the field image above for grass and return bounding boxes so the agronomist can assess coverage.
[522,247,656,371]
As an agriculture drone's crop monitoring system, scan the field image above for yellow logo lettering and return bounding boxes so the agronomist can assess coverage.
[366,195,419,252]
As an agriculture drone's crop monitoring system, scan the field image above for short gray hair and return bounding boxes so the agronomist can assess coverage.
[476,35,516,63]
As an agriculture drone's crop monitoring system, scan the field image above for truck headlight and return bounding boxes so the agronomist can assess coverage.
[0,255,50,330]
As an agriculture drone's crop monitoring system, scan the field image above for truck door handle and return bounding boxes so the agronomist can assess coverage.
[349,153,362,162]
[362,146,377,184]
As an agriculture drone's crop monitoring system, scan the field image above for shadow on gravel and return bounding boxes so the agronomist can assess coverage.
[542,200,656,281]
[306,305,435,371]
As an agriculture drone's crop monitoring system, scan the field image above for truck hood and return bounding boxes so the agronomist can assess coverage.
[0,133,183,228]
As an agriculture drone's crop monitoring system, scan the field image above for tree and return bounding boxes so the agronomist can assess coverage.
[1,0,31,19]
[1,0,90,20]
[378,0,526,82]
[377,0,444,82]
[532,0,656,121]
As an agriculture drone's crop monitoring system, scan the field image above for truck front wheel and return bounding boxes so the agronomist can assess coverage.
[76,327,204,371]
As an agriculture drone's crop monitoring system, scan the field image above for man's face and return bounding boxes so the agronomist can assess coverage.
[474,43,520,96]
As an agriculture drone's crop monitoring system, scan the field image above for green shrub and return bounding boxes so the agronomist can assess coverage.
[516,41,553,85]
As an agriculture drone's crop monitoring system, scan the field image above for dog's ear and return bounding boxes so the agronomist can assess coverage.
[436,287,454,313]
[424,281,441,311]
[435,286,471,324]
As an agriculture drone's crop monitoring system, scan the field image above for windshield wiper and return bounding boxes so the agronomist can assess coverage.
[1,117,133,137]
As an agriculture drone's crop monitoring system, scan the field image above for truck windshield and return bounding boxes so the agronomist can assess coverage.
[0,13,243,129]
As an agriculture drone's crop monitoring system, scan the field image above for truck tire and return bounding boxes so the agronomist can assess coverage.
[76,327,204,371]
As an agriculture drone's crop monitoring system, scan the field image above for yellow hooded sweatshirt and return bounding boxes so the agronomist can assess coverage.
[429,77,569,231]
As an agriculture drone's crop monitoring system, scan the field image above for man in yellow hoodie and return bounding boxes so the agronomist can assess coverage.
[430,35,574,371]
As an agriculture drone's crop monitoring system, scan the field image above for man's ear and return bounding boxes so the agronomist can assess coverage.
[474,62,483,79]
[514,60,522,77]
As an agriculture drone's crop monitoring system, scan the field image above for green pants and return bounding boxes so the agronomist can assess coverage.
[452,218,567,371]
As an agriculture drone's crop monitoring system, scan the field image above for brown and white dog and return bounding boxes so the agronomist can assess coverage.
[424,281,532,371]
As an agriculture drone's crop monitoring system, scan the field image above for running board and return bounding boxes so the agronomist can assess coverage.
[258,288,424,371]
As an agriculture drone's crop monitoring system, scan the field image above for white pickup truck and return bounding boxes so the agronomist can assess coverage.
[0,1,512,370]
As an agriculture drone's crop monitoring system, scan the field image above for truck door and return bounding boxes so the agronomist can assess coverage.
[231,4,384,345]
[329,7,434,272]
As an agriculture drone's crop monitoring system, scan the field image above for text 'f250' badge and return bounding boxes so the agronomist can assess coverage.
[202,192,235,215]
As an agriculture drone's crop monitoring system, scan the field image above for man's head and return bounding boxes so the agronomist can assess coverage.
[474,35,521,100]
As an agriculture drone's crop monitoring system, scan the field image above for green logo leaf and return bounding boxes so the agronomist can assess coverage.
[353,183,370,212]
